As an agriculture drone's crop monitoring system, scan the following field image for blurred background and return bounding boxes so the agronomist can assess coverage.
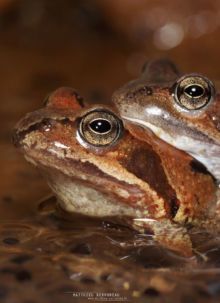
[1,0,220,219]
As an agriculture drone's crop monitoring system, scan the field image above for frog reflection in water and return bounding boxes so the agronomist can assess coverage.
[13,87,218,257]
[113,59,220,182]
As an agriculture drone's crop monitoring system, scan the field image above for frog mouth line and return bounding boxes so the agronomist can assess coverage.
[20,135,181,221]
[121,113,217,145]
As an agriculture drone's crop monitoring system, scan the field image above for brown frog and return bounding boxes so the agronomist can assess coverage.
[112,59,220,182]
[13,87,217,256]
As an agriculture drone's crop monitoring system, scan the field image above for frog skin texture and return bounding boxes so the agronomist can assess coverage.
[13,87,218,257]
[112,59,220,182]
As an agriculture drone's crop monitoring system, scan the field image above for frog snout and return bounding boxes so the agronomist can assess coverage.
[12,121,30,149]
[12,128,24,148]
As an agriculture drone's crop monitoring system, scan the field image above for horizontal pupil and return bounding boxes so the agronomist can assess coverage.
[89,119,112,134]
[184,85,204,98]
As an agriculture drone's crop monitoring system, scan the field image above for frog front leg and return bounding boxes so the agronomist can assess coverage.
[133,218,193,257]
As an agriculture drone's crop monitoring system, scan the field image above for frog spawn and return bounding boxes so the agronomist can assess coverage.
[0,199,220,303]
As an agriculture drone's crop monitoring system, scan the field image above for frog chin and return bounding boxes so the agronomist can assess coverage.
[123,116,220,182]
[46,170,141,218]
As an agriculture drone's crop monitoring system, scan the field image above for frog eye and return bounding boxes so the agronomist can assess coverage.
[173,75,215,110]
[77,109,123,147]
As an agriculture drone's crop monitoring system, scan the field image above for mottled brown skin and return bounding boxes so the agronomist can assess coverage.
[13,87,217,256]
[123,123,216,222]
[113,59,220,181]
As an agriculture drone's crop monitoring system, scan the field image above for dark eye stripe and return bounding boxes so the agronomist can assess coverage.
[119,145,179,219]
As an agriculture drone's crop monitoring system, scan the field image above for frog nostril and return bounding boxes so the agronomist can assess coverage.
[38,119,53,132]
